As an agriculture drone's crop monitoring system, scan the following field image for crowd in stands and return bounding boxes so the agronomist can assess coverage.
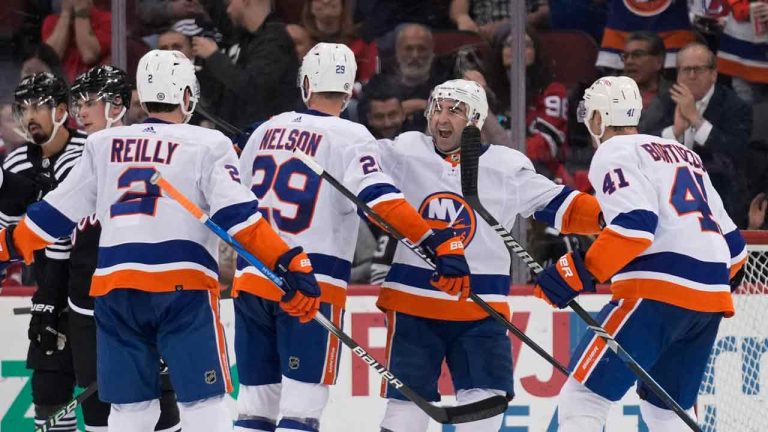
[0,0,766,279]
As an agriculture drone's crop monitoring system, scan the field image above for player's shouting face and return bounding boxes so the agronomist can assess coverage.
[428,98,469,153]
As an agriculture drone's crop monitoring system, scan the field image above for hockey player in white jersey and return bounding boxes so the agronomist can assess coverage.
[374,79,604,432]
[533,76,747,431]
[235,43,472,432]
[0,50,323,432]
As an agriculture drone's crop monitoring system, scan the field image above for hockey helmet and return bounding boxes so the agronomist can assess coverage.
[298,42,357,110]
[136,50,199,123]
[70,65,132,128]
[426,79,488,129]
[13,72,69,144]
[578,76,642,141]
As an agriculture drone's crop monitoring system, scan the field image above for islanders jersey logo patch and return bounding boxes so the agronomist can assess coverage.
[623,0,672,17]
[418,192,476,246]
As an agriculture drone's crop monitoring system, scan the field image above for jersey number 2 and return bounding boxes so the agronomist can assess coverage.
[250,156,321,233]
[110,167,161,218]
[669,166,719,233]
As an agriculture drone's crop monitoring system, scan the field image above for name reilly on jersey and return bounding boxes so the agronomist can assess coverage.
[110,138,181,164]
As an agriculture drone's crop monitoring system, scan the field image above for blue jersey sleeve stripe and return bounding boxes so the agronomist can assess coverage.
[617,252,729,285]
[533,186,575,227]
[25,200,77,239]
[358,183,402,206]
[98,240,219,273]
[611,209,659,235]
[724,229,746,260]
[385,263,510,295]
[211,200,259,233]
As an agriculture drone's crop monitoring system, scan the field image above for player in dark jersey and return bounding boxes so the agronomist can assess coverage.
[2,72,85,432]
[68,65,181,432]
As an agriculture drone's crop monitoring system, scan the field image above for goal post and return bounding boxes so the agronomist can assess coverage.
[698,230,768,432]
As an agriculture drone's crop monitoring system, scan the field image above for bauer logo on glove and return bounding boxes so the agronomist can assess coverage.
[534,250,595,308]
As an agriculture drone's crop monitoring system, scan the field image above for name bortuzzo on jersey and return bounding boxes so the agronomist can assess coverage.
[0,129,87,259]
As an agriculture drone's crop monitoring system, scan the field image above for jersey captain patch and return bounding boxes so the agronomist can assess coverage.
[417,192,476,246]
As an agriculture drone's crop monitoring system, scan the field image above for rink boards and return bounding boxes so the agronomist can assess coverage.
[0,288,764,431]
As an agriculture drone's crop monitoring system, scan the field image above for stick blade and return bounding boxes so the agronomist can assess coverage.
[460,125,482,198]
[432,394,508,424]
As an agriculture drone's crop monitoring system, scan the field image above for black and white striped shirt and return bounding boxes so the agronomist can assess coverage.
[0,129,87,260]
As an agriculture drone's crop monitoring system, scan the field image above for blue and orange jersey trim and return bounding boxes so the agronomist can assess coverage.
[717,31,768,84]
[533,187,603,235]
[378,263,510,321]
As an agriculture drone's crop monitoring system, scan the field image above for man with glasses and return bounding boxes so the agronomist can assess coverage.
[640,42,752,223]
[620,31,668,109]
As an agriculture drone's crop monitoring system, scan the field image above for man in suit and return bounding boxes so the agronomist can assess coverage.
[639,42,752,225]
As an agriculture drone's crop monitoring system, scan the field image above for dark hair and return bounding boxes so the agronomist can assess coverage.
[625,31,665,57]
[524,26,554,107]
[362,74,403,103]
[143,102,178,113]
[21,44,65,80]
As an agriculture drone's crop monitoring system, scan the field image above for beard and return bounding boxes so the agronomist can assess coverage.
[28,124,49,145]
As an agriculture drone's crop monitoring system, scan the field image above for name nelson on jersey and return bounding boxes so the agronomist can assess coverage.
[110,138,180,164]
[258,127,321,157]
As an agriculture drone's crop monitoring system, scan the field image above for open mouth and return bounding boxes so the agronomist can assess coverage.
[437,127,452,139]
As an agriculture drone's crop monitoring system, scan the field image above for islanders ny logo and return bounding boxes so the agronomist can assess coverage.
[418,192,476,246]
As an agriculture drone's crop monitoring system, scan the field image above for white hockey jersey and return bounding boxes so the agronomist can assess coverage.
[20,119,262,296]
[376,132,598,321]
[585,134,747,316]
[235,110,405,307]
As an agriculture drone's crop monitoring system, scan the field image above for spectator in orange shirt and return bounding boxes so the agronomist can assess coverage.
[42,0,111,83]
[302,0,378,82]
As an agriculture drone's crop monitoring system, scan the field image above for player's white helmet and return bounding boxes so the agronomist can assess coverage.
[136,50,199,123]
[426,79,488,129]
[579,76,642,142]
[299,42,357,110]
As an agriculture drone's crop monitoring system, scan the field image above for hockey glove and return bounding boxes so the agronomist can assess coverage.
[422,228,471,300]
[276,247,321,323]
[730,266,745,293]
[28,304,65,355]
[0,225,20,263]
[534,251,595,308]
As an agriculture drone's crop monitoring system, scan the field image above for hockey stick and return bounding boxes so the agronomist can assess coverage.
[150,172,508,424]
[195,105,242,137]
[458,126,702,432]
[35,382,97,432]
[13,306,31,315]
[290,147,569,376]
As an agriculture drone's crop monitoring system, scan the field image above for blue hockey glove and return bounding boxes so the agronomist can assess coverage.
[421,228,471,300]
[534,251,595,308]
[275,247,321,323]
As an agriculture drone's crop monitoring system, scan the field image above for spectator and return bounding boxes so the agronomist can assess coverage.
[157,29,194,59]
[302,0,378,82]
[0,103,26,156]
[193,0,299,130]
[376,23,449,132]
[596,0,695,71]
[716,0,768,104]
[450,0,548,39]
[359,75,410,139]
[286,24,316,60]
[20,44,65,79]
[353,1,453,42]
[620,31,669,109]
[42,0,111,82]
[639,42,752,222]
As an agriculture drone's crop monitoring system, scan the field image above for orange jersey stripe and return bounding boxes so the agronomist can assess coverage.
[602,28,696,51]
[717,57,768,84]
[90,269,219,297]
[321,304,343,385]
[730,256,747,279]
[572,298,640,383]
[233,218,291,271]
[371,199,431,244]
[560,193,602,235]
[585,228,652,283]
[232,273,347,307]
[376,288,509,321]
[207,291,233,393]
[611,279,734,317]
[13,219,51,264]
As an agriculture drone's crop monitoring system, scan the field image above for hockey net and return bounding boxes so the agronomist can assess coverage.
[698,231,768,432]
